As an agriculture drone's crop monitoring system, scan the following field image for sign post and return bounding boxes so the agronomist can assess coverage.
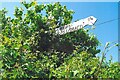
[55,16,97,35]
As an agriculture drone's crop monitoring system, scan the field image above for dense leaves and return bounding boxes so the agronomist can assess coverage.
[0,1,120,79]
[53,51,120,78]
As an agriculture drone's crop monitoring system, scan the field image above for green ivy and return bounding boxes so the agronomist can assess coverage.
[0,1,119,79]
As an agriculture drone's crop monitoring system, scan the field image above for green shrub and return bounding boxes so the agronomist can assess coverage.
[0,1,119,79]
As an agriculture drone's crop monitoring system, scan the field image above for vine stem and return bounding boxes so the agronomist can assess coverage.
[94,42,109,77]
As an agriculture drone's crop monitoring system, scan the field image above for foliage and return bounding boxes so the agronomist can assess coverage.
[0,1,120,79]
[53,51,120,79]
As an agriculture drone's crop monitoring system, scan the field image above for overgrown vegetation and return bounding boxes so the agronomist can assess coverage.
[0,1,120,79]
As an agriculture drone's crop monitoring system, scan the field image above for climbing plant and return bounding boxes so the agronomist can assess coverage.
[0,1,119,79]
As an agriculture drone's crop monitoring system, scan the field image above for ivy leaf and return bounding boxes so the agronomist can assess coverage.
[73,70,79,76]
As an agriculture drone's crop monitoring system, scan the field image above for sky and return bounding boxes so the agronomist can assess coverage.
[0,0,119,2]
[0,2,118,62]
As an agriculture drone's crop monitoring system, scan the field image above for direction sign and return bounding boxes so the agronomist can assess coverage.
[55,16,97,35]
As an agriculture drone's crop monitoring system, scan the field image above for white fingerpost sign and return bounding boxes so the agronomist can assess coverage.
[55,16,97,35]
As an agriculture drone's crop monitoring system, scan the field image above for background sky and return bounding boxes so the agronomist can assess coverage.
[0,0,119,2]
[0,2,118,62]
